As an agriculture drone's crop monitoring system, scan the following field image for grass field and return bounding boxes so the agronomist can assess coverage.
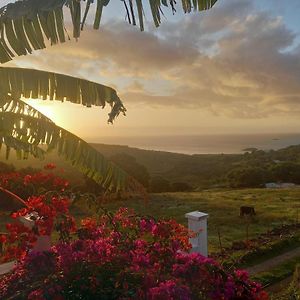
[2,188,300,253]
[77,188,300,252]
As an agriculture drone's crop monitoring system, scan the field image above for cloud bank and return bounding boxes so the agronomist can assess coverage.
[8,0,300,120]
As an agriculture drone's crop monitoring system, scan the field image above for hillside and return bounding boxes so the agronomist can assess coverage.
[1,143,300,190]
[92,144,300,189]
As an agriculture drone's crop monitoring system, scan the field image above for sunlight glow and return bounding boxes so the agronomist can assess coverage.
[24,99,59,121]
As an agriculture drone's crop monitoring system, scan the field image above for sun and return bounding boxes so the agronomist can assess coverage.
[24,98,58,121]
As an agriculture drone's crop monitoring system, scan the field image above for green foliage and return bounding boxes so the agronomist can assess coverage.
[281,264,300,299]
[252,257,300,287]
[238,236,300,269]
[91,143,300,188]
[270,163,300,184]
[227,167,268,188]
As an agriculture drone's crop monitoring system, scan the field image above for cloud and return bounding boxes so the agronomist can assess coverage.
[7,0,300,119]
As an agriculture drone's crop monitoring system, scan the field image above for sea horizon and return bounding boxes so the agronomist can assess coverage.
[90,133,300,155]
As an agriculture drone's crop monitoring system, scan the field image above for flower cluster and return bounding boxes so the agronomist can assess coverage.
[0,168,268,299]
[0,207,268,300]
[0,165,75,263]
[0,163,68,199]
[0,172,21,187]
[0,194,76,263]
[0,222,37,262]
[23,172,69,191]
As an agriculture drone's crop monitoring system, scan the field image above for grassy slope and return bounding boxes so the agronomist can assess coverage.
[2,143,300,252]
[73,188,300,252]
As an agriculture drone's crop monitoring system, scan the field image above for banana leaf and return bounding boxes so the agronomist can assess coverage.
[0,67,126,123]
[0,0,218,63]
[0,96,141,193]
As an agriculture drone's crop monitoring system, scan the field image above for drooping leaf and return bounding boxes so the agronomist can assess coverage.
[0,0,218,63]
[0,67,126,123]
[0,96,141,193]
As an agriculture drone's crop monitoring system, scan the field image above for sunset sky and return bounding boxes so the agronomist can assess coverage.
[4,0,300,143]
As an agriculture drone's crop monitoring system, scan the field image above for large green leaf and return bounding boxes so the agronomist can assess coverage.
[0,67,126,123]
[0,0,218,63]
[0,96,140,192]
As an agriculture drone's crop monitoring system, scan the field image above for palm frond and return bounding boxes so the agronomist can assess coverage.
[0,0,218,63]
[0,67,126,123]
[0,96,140,192]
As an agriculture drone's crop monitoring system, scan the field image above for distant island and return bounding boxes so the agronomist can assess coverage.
[242,147,258,152]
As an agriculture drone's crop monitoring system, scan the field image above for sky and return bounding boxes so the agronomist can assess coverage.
[3,0,300,142]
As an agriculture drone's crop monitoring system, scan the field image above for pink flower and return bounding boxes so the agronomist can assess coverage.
[148,280,191,300]
[0,205,268,300]
[28,289,46,300]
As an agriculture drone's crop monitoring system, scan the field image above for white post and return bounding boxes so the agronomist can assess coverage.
[18,213,37,229]
[185,211,208,257]
[19,213,51,252]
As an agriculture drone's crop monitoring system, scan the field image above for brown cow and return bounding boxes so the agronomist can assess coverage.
[240,206,256,217]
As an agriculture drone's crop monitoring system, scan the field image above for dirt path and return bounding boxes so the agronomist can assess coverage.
[246,247,300,276]
[265,275,293,293]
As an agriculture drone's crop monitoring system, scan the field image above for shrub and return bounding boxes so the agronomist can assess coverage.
[0,168,268,299]
[0,208,268,299]
[226,167,267,188]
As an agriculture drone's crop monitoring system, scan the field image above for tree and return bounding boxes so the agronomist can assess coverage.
[227,167,267,188]
[271,162,300,184]
[0,0,217,192]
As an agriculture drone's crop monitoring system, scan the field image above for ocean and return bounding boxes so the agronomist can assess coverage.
[95,133,300,155]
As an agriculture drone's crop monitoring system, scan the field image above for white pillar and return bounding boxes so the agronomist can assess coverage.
[18,213,37,229]
[185,211,208,257]
[19,213,51,252]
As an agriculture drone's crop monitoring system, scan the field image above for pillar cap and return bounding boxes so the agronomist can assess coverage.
[185,211,208,221]
[0,261,16,275]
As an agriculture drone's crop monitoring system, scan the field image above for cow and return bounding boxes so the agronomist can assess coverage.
[240,206,256,217]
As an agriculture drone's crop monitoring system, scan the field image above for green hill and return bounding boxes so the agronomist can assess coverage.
[1,143,300,190]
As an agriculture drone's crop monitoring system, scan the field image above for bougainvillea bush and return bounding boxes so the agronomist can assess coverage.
[0,163,69,200]
[0,165,75,262]
[0,168,268,299]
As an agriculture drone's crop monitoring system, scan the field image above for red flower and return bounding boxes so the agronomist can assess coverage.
[0,235,7,244]
[44,163,56,170]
